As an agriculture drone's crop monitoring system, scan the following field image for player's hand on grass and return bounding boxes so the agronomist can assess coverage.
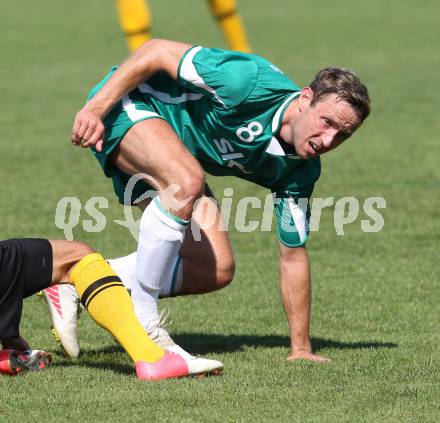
[71,106,105,152]
[288,349,331,363]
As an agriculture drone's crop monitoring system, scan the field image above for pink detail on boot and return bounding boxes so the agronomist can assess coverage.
[135,351,189,380]
[45,286,63,318]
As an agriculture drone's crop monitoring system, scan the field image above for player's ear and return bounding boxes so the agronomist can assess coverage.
[298,87,313,111]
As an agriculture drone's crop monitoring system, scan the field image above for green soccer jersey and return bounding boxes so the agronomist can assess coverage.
[89,46,321,247]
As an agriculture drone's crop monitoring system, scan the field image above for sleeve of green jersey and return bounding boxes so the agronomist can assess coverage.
[273,185,314,248]
[177,46,259,109]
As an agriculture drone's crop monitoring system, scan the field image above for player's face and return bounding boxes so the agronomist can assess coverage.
[291,92,361,159]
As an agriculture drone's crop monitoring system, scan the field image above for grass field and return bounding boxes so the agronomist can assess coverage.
[1,0,439,421]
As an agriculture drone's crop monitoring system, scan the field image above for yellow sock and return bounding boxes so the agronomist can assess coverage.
[116,0,152,52]
[208,0,251,53]
[70,253,164,363]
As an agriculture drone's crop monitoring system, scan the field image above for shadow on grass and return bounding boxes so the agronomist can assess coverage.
[51,334,397,374]
[172,333,398,355]
[311,338,397,352]
[51,345,134,375]
[53,360,134,375]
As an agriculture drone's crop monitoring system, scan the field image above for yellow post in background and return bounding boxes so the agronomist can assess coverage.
[116,0,251,53]
[116,0,152,52]
[208,0,251,52]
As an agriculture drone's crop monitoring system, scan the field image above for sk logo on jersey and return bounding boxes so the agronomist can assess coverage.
[213,122,264,174]
[213,138,251,174]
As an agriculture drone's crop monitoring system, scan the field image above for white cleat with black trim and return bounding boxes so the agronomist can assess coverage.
[43,284,81,358]
[147,310,223,376]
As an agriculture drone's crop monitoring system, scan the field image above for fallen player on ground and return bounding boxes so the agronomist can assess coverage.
[0,238,222,378]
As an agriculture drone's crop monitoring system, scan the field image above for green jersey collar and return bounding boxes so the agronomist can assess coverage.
[266,91,301,157]
[271,91,300,135]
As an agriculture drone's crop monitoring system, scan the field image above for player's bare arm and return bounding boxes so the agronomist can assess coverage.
[279,244,330,363]
[71,39,191,151]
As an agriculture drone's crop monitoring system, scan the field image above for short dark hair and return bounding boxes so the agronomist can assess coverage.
[309,67,371,122]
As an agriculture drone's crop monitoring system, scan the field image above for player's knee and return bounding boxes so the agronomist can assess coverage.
[70,241,95,261]
[177,167,205,202]
[50,240,95,284]
[51,239,94,263]
[73,241,95,256]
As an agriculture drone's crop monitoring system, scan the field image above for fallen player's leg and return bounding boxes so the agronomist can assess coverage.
[53,241,191,380]
[0,238,191,379]
[47,250,224,375]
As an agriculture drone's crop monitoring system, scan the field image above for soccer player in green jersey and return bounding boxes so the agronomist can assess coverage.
[72,39,370,363]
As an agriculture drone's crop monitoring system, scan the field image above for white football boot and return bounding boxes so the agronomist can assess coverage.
[43,284,81,358]
[146,310,223,376]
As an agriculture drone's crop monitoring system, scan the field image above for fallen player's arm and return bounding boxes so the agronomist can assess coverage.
[278,243,330,363]
[72,39,191,150]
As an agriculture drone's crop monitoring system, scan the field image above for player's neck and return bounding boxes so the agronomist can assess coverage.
[279,99,300,146]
